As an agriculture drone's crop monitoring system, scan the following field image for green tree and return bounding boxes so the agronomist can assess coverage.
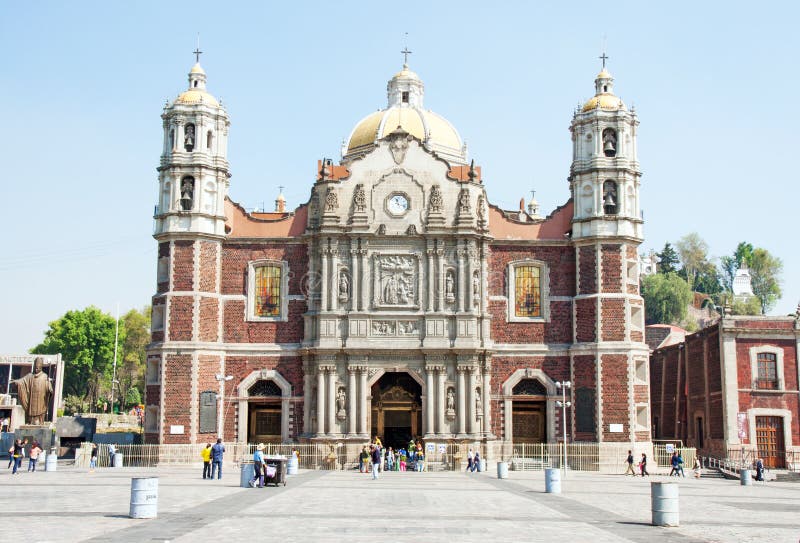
[675,233,709,290]
[731,296,762,316]
[749,248,783,314]
[118,307,150,408]
[720,241,755,291]
[694,260,722,297]
[641,272,693,325]
[656,242,680,275]
[31,306,123,407]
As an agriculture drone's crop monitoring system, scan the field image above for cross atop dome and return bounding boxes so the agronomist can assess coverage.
[401,46,412,67]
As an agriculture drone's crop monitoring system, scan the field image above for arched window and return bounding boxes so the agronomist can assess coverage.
[602,128,617,157]
[603,180,618,215]
[206,130,213,151]
[184,123,195,152]
[179,176,194,211]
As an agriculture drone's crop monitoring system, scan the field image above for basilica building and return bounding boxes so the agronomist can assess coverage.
[145,55,651,453]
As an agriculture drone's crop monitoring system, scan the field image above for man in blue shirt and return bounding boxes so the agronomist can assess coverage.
[211,438,225,480]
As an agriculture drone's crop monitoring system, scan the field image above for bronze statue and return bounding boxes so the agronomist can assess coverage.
[12,357,53,425]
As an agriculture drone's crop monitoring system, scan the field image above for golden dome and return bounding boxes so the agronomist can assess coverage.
[175,89,219,107]
[582,94,624,112]
[345,106,463,158]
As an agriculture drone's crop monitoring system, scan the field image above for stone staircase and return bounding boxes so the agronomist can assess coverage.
[773,471,800,482]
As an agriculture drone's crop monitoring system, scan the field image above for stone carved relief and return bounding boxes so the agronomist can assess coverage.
[336,387,347,421]
[446,387,456,420]
[458,188,471,214]
[338,270,350,302]
[428,185,443,214]
[389,133,410,164]
[372,321,396,335]
[397,321,418,334]
[445,270,455,304]
[406,224,417,235]
[378,255,415,305]
[472,271,480,307]
[324,186,338,212]
[477,194,486,223]
[353,184,367,213]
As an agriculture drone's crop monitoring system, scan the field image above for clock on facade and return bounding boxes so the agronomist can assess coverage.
[387,194,409,215]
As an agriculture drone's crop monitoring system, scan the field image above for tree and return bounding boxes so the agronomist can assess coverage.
[118,307,150,409]
[656,242,680,275]
[720,241,755,291]
[694,260,722,297]
[749,248,783,314]
[675,233,709,291]
[31,306,122,407]
[641,272,693,325]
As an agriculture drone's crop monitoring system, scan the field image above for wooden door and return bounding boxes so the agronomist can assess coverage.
[512,400,546,443]
[755,416,785,469]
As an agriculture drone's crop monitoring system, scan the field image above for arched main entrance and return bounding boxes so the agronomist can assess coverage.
[247,380,282,443]
[371,372,422,450]
[511,379,548,443]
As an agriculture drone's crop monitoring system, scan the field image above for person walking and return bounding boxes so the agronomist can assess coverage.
[676,453,686,477]
[200,443,212,479]
[90,443,98,472]
[693,456,702,479]
[370,445,381,480]
[467,448,474,472]
[11,438,23,475]
[386,447,394,472]
[28,441,42,472]
[210,438,225,480]
[250,444,264,488]
[754,458,765,481]
[669,452,680,476]
[624,450,636,476]
[639,453,650,476]
[471,451,481,473]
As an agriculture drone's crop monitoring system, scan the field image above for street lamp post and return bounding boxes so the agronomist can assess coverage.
[215,373,233,438]
[555,380,572,475]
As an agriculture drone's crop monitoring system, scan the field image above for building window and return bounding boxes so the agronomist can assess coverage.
[756,353,778,390]
[255,265,282,317]
[750,346,784,391]
[402,91,409,103]
[247,260,290,321]
[507,260,549,322]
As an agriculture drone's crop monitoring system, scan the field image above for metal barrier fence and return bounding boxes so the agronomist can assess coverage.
[82,442,694,474]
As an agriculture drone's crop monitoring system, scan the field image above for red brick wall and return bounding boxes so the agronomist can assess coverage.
[600,354,630,441]
[575,298,597,343]
[222,299,306,343]
[600,299,625,341]
[199,241,218,293]
[578,246,596,295]
[168,296,194,341]
[220,243,307,296]
[173,241,194,291]
[601,244,622,293]
[199,297,218,342]
[163,354,192,444]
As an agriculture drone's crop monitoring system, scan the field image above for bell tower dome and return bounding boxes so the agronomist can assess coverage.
[569,60,641,241]
[154,55,230,238]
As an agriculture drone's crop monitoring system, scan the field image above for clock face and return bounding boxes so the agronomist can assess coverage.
[387,194,409,215]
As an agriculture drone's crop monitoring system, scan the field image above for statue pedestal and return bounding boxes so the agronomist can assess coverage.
[15,425,57,452]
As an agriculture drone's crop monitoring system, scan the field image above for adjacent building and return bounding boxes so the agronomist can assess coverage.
[650,315,800,467]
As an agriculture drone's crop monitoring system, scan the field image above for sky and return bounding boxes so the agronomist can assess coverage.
[2,1,798,353]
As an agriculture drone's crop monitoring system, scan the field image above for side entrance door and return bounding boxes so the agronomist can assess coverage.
[755,416,785,469]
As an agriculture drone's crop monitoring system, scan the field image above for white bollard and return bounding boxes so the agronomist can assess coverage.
[545,468,561,493]
[651,481,679,526]
[129,477,158,519]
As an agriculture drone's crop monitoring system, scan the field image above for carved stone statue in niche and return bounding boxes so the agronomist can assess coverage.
[184,123,195,151]
[406,224,417,235]
[446,387,456,419]
[379,256,415,305]
[336,387,347,421]
[389,133,410,164]
[428,185,443,214]
[324,187,339,212]
[477,194,486,223]
[338,271,349,302]
[353,184,367,213]
[180,177,194,211]
[475,387,482,416]
[472,271,480,306]
[458,188,471,214]
[445,270,455,303]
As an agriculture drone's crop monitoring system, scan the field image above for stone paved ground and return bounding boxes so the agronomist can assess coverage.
[1,464,798,542]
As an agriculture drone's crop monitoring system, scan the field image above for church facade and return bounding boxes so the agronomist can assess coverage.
[145,56,651,452]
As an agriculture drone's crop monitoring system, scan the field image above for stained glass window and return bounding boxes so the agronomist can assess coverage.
[514,265,541,317]
[254,265,282,317]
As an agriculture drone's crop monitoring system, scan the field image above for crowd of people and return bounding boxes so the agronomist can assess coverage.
[358,437,432,478]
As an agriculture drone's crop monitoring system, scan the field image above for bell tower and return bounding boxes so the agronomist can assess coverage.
[568,58,650,447]
[146,53,230,444]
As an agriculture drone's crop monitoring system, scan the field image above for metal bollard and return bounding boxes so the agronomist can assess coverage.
[545,468,561,493]
[240,462,255,488]
[130,477,158,519]
[740,469,752,486]
[497,461,508,479]
[651,482,679,526]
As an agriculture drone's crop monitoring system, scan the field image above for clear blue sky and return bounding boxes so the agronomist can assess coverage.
[2,1,798,353]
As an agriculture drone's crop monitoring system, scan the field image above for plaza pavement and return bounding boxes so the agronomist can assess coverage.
[1,463,798,542]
